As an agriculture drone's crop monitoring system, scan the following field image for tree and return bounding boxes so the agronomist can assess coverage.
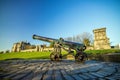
[83,38,90,46]
[78,32,93,46]
[64,32,93,47]
[64,37,73,41]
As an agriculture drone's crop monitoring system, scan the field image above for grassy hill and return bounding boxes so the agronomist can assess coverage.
[0,51,68,60]
[0,49,120,61]
[0,52,50,60]
[85,49,120,55]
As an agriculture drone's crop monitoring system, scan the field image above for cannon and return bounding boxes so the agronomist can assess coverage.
[33,34,87,62]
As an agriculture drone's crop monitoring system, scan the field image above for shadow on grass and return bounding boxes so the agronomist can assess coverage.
[4,58,25,61]
[3,57,50,61]
[27,56,50,59]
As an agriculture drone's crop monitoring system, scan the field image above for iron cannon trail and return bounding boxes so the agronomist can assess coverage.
[33,34,87,62]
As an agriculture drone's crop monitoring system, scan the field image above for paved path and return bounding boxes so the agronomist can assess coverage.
[0,60,120,80]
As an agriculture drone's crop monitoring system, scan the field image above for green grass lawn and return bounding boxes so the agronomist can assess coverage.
[0,52,49,60]
[0,49,120,61]
[0,51,68,61]
[85,49,120,55]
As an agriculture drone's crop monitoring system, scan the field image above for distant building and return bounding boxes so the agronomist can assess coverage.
[11,41,41,52]
[11,41,53,52]
[93,27,111,49]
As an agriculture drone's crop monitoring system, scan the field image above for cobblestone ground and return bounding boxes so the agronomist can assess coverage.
[0,60,120,80]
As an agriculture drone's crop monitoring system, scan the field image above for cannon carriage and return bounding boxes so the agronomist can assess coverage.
[33,34,87,62]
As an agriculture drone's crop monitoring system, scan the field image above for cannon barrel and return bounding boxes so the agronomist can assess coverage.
[33,34,56,43]
[63,40,86,50]
[33,34,86,50]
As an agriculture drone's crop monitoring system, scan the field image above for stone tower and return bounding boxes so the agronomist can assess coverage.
[12,43,21,52]
[93,27,111,49]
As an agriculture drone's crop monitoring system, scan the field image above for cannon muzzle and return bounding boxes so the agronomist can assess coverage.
[33,34,37,39]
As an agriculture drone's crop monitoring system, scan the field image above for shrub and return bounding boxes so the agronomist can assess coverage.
[5,50,10,53]
[0,51,4,54]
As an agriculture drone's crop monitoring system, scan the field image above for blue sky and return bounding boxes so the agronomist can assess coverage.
[0,0,120,51]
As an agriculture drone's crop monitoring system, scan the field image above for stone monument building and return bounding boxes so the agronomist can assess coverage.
[93,27,111,49]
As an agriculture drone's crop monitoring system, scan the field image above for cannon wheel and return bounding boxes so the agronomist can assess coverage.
[50,52,62,61]
[75,52,87,62]
[75,53,83,62]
